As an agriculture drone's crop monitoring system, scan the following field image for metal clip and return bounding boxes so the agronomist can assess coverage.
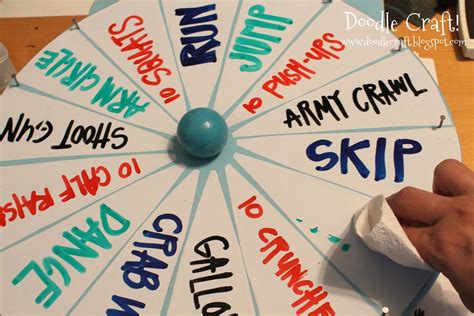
[392,38,404,52]
[437,115,446,129]
[322,0,332,3]
[11,74,19,87]
[70,18,80,30]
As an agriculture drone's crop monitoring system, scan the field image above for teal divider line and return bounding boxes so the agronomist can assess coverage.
[401,272,439,316]
[230,159,381,314]
[399,46,460,314]
[0,161,176,252]
[230,50,402,133]
[231,36,447,311]
[207,0,243,109]
[408,49,456,126]
[66,168,192,315]
[0,150,171,167]
[344,0,383,20]
[236,145,371,198]
[341,2,455,309]
[18,83,173,140]
[405,44,459,148]
[86,0,383,32]
[342,0,457,136]
[235,125,455,141]
[77,28,179,124]
[216,168,260,316]
[89,0,117,15]
[157,0,191,112]
[222,4,330,119]
[160,170,210,314]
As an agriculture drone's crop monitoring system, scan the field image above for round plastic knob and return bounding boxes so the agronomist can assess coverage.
[177,108,228,159]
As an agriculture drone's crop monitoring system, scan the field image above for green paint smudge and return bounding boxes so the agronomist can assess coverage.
[296,218,303,223]
[341,243,352,252]
[327,234,342,243]
[310,227,319,234]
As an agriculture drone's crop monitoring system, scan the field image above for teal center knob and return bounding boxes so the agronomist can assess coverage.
[177,108,228,159]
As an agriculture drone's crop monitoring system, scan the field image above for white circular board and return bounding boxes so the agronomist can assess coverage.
[0,1,461,315]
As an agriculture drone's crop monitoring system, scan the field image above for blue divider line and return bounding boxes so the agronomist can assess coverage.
[88,0,117,15]
[235,125,455,141]
[66,168,192,315]
[231,159,381,314]
[230,50,401,133]
[236,145,371,198]
[17,83,173,140]
[343,0,383,20]
[208,0,243,109]
[222,4,329,119]
[77,28,179,124]
[160,170,210,314]
[0,161,176,252]
[157,0,191,112]
[0,150,172,167]
[217,167,261,316]
[401,272,439,316]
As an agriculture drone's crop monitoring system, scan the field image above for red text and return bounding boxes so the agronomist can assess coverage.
[109,15,181,104]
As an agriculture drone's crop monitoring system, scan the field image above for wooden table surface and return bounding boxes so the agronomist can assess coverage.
[0,13,473,169]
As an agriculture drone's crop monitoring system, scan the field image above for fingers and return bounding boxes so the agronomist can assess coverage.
[400,224,424,244]
[386,187,450,225]
[402,225,436,268]
[402,225,428,252]
[433,159,474,196]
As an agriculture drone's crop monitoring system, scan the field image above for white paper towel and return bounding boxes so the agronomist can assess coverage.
[353,195,434,271]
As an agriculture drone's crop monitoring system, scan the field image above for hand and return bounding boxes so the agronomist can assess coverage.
[386,159,474,312]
